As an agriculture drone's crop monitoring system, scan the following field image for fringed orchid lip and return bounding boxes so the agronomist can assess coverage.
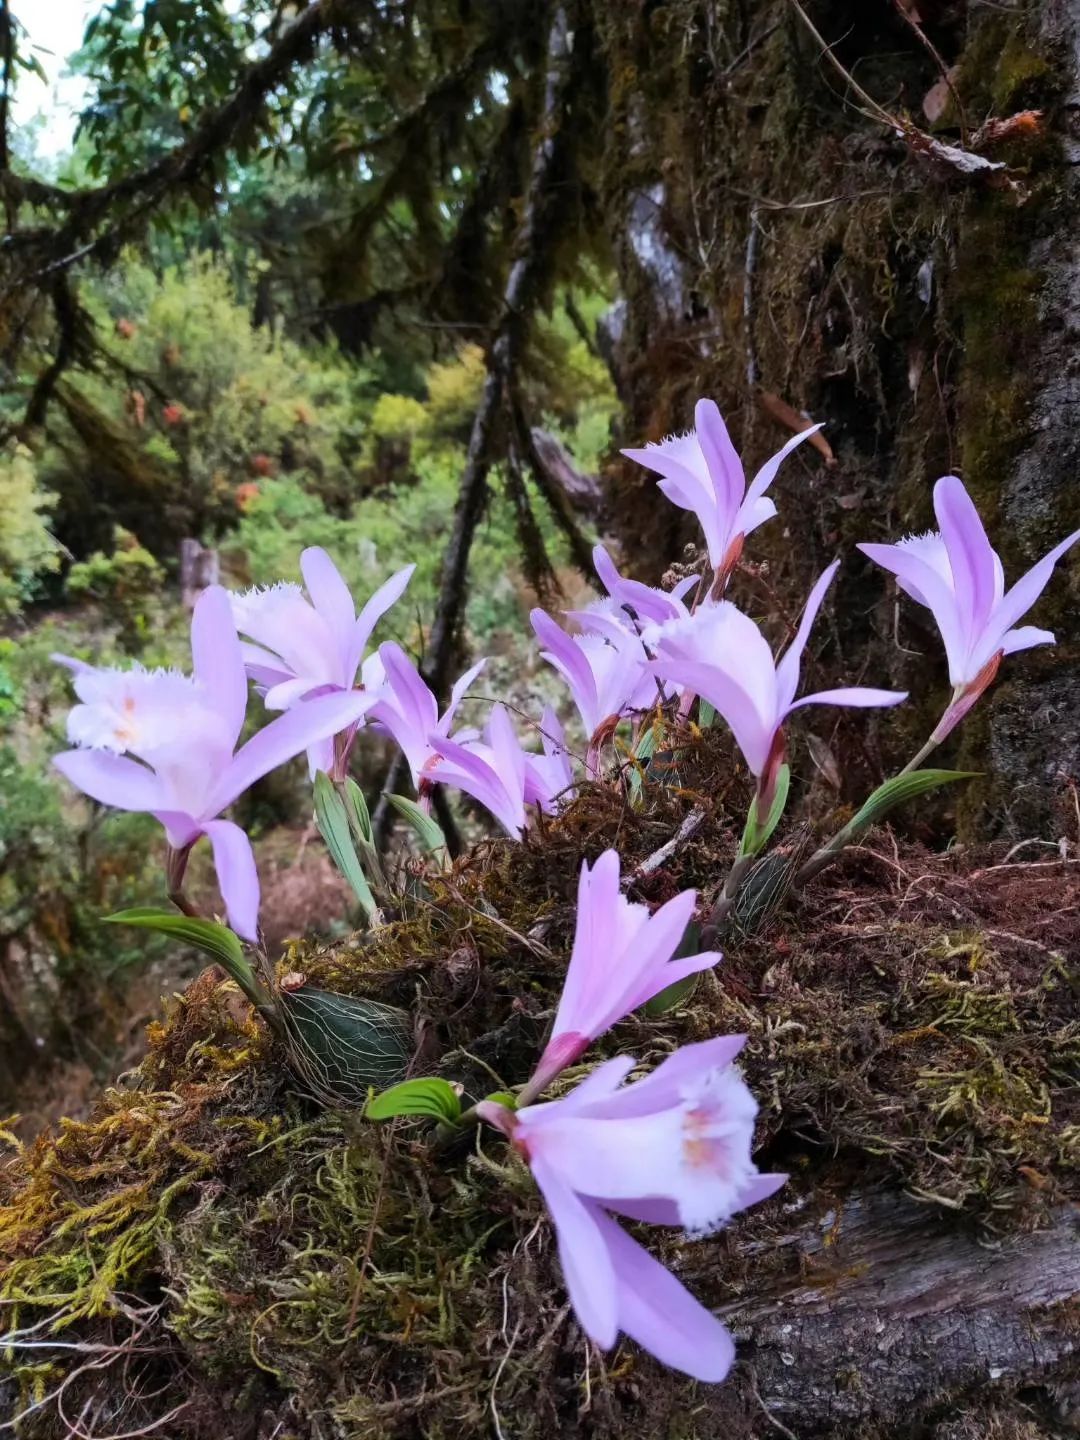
[495,1037,782,1383]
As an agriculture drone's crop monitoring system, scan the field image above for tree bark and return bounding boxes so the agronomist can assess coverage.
[716,1190,1080,1432]
[597,0,1080,839]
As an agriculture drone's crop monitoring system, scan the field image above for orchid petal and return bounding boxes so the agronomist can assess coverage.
[628,947,721,1012]
[742,422,823,511]
[552,851,623,1035]
[443,656,487,734]
[300,547,356,647]
[264,676,327,711]
[999,624,1055,656]
[379,643,438,731]
[739,494,778,538]
[552,1056,638,1113]
[774,560,840,713]
[788,686,908,713]
[581,1036,749,1121]
[621,445,707,500]
[531,608,596,715]
[933,475,999,639]
[858,540,968,682]
[190,586,248,745]
[431,733,526,837]
[983,528,1080,652]
[592,544,623,596]
[593,1203,736,1382]
[621,887,699,1004]
[347,564,416,680]
[489,703,526,797]
[694,398,744,527]
[213,690,378,814]
[151,809,202,848]
[203,818,260,941]
[51,652,94,675]
[240,641,294,692]
[650,657,774,775]
[601,1196,682,1226]
[53,749,165,813]
[531,1162,618,1350]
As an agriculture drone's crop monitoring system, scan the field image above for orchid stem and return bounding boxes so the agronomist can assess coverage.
[895,731,942,778]
[794,819,861,887]
[168,887,204,921]
[796,709,953,886]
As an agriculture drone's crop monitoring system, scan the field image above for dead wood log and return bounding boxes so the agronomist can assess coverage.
[710,1190,1080,1432]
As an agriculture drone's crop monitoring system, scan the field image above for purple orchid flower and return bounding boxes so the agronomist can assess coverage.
[523,706,575,813]
[428,704,532,838]
[592,543,698,627]
[530,607,659,761]
[367,642,486,792]
[859,475,1080,740]
[478,1036,785,1382]
[650,561,907,805]
[53,586,378,941]
[622,398,822,586]
[231,547,413,775]
[525,848,720,1100]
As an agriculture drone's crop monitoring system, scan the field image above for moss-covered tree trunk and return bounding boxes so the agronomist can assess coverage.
[598,0,1080,838]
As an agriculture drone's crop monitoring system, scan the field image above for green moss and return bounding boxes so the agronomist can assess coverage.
[991,35,1053,112]
[1,742,1076,1432]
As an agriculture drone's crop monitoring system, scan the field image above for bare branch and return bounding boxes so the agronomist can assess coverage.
[425,3,577,700]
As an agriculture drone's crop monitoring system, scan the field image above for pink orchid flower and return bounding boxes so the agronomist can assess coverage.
[592,543,698,627]
[53,586,377,940]
[231,547,413,774]
[479,1037,785,1382]
[429,704,533,838]
[859,475,1080,740]
[650,561,906,805]
[525,848,720,1099]
[530,606,658,760]
[523,706,575,813]
[622,398,822,584]
[367,642,486,791]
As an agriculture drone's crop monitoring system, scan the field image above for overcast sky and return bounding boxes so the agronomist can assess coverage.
[12,0,97,155]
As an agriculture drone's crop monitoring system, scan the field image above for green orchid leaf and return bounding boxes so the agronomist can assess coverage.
[386,793,447,858]
[366,1076,461,1123]
[103,908,261,1002]
[847,768,978,834]
[739,764,791,858]
[313,771,378,921]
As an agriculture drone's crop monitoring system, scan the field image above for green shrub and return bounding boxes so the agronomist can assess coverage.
[66,527,166,653]
[41,253,369,558]
[227,447,571,652]
[0,442,60,615]
[423,343,487,437]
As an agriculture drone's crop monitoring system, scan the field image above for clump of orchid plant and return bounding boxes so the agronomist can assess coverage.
[51,399,1079,1385]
